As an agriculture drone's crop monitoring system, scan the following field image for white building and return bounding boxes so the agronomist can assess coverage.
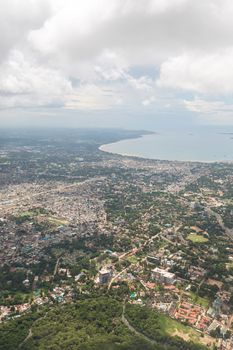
[151,267,176,285]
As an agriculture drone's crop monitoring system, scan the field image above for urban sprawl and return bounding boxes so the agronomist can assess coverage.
[0,129,233,350]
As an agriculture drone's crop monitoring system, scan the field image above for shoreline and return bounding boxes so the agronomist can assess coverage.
[99,134,233,164]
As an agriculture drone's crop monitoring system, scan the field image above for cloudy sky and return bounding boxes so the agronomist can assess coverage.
[1,0,233,129]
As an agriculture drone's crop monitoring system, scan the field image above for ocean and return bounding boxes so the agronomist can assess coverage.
[100,129,233,162]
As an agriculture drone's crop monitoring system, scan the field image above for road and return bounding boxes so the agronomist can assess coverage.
[121,301,157,345]
[107,267,128,291]
[53,257,61,278]
[18,329,32,349]
[18,312,48,349]
[107,232,160,291]
[205,206,233,241]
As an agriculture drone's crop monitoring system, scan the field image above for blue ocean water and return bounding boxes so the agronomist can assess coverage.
[100,129,233,162]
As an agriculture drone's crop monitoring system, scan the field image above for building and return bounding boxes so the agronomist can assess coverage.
[147,256,160,265]
[23,278,30,288]
[99,267,112,284]
[151,267,176,285]
[212,297,222,317]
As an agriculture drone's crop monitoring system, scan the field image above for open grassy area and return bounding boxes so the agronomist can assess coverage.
[126,255,138,264]
[47,216,68,226]
[18,211,35,217]
[157,313,215,347]
[187,234,209,243]
[126,303,214,348]
[14,208,50,223]
[158,313,198,338]
[188,292,210,308]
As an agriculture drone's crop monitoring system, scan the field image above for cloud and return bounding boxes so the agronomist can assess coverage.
[184,98,233,124]
[142,96,155,106]
[0,0,50,61]
[65,83,122,110]
[1,0,233,125]
[28,0,233,69]
[158,49,233,94]
[0,50,72,108]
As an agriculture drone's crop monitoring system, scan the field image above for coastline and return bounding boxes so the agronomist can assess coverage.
[99,133,233,164]
[98,130,156,159]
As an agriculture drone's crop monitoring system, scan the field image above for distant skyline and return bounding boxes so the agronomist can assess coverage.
[1,0,233,129]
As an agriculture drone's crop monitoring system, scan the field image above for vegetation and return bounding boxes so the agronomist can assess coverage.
[187,234,209,244]
[0,297,210,350]
[125,303,207,350]
[188,292,210,308]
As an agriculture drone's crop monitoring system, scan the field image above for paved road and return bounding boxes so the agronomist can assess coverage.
[121,302,157,345]
[53,257,61,277]
[205,206,233,241]
[107,267,128,291]
[107,232,160,291]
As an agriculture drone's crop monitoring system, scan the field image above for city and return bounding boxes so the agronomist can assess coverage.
[0,129,232,350]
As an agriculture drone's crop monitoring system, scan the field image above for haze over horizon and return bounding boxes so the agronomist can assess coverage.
[1,0,233,130]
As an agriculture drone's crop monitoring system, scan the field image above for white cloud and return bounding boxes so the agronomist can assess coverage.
[158,49,233,94]
[65,83,122,110]
[27,0,233,70]
[184,98,233,124]
[0,0,50,61]
[142,96,155,106]
[0,50,72,108]
[1,0,233,124]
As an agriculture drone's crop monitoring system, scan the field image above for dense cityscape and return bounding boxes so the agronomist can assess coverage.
[0,129,232,350]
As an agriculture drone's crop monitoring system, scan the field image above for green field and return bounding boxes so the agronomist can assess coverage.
[157,313,205,344]
[126,255,138,264]
[47,216,68,226]
[187,234,209,243]
[188,292,209,308]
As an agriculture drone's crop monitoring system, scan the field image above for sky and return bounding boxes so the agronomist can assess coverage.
[1,0,233,130]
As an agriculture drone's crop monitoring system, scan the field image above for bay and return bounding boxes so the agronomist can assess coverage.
[100,129,233,162]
